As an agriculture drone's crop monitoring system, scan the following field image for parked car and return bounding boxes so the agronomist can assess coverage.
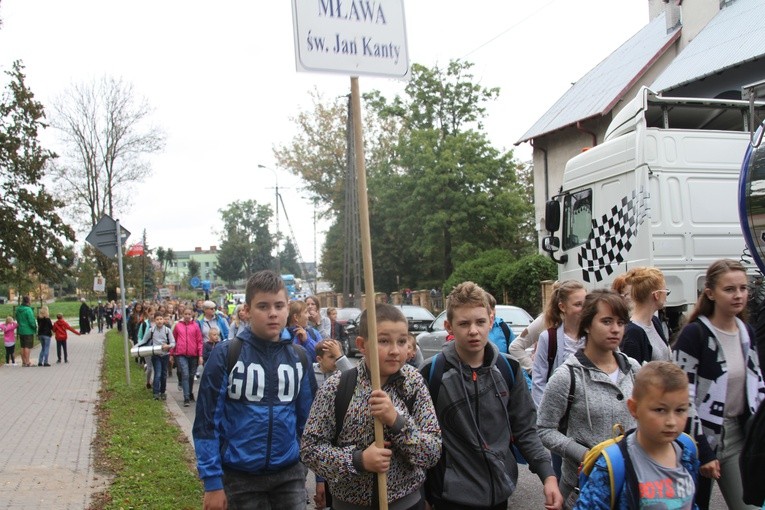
[344,305,436,357]
[417,305,533,360]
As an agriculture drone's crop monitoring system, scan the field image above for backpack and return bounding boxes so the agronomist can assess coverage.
[425,351,529,464]
[332,368,416,445]
[740,401,765,506]
[574,427,697,510]
[545,326,559,382]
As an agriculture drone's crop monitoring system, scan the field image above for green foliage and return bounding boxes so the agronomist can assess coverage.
[215,200,274,281]
[0,61,76,284]
[279,238,302,277]
[281,60,536,293]
[99,331,202,508]
[0,301,83,331]
[443,252,556,316]
[495,254,557,316]
[443,249,516,300]
[187,259,201,279]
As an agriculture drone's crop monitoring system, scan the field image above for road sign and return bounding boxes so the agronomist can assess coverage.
[190,276,201,288]
[85,215,130,258]
[292,0,409,79]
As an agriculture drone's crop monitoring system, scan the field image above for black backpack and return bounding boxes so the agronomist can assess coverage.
[740,401,765,506]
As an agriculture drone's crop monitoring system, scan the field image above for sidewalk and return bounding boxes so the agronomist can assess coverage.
[0,331,106,509]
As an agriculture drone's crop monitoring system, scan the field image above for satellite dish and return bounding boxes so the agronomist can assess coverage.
[739,121,765,273]
[190,276,201,288]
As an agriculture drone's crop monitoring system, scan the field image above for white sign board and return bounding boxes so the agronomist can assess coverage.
[292,0,409,79]
[93,276,106,292]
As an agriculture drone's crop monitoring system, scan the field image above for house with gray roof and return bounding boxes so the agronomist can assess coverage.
[517,0,765,251]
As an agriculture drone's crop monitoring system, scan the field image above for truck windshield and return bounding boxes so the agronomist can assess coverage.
[563,189,593,250]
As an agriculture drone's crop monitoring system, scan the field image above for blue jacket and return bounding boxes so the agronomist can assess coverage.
[197,313,230,340]
[488,317,514,354]
[287,325,321,362]
[192,327,317,491]
[574,432,700,510]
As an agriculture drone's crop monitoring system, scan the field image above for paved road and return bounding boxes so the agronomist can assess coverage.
[0,330,107,509]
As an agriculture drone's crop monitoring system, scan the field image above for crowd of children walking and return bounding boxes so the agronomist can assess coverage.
[184,260,765,510]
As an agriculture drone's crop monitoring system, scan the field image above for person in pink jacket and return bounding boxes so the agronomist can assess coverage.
[1,317,19,365]
[171,308,204,406]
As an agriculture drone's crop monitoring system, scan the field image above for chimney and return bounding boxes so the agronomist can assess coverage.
[210,245,217,252]
[665,0,681,33]
[195,247,202,252]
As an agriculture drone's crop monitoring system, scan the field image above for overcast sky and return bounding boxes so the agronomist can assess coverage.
[0,0,647,268]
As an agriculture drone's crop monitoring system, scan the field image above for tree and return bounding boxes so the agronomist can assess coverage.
[215,200,274,279]
[49,76,165,229]
[0,61,76,285]
[188,259,201,279]
[279,239,302,277]
[214,238,246,285]
[279,60,535,293]
[366,60,535,284]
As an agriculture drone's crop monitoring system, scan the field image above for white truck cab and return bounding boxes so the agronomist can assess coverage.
[542,87,765,331]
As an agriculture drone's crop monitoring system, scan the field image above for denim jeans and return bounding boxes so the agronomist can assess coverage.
[151,355,169,395]
[223,462,307,510]
[38,335,51,365]
[176,355,199,400]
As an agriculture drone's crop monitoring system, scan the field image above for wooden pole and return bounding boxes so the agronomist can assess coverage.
[350,76,388,508]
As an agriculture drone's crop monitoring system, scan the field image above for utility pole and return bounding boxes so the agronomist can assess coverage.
[343,94,362,308]
[258,164,281,274]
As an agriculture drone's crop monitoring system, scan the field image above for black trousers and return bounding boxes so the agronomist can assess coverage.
[56,340,68,361]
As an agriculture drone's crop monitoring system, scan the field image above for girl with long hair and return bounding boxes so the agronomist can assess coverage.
[673,259,764,510]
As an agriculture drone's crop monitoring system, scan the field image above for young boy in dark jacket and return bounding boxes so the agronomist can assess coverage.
[193,271,317,510]
[421,281,562,510]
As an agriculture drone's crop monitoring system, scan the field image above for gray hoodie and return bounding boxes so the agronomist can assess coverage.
[536,349,639,498]
[422,341,554,507]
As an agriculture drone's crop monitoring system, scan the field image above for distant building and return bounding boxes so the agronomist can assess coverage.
[164,246,221,286]
[517,0,765,251]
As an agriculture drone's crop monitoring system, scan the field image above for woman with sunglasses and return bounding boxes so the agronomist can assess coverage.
[620,267,671,365]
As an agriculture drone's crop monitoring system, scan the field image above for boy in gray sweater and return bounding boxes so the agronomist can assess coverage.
[421,281,562,510]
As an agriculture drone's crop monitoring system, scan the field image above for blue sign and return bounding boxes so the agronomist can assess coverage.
[190,276,201,288]
[202,280,211,292]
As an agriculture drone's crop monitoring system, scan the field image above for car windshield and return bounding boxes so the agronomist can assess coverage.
[431,311,447,331]
[496,307,532,326]
[401,306,435,321]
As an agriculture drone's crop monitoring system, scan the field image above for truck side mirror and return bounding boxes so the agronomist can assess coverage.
[541,236,560,253]
[545,200,561,232]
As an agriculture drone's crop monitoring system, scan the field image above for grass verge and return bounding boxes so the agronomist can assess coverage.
[91,330,203,509]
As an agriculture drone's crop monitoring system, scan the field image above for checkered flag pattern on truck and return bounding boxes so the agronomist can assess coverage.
[578,188,649,283]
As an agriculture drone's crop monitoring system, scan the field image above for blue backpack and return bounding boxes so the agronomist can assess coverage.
[576,429,697,509]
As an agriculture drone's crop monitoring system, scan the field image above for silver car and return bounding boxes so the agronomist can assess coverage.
[417,305,533,360]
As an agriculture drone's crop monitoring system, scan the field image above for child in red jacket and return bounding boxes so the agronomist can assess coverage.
[53,314,80,363]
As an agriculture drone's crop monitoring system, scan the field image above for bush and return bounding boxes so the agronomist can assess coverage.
[443,249,515,300]
[495,254,557,316]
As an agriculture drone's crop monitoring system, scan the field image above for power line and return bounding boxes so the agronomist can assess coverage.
[462,0,559,59]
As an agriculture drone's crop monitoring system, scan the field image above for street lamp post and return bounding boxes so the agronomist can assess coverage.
[258,164,280,274]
